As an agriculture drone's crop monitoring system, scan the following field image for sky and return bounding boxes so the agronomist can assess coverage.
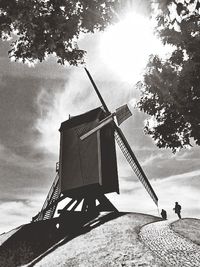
[0,3,200,233]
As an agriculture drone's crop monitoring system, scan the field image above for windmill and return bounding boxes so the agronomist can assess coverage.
[32,68,158,223]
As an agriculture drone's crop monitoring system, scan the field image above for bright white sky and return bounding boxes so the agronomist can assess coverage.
[0,8,199,233]
[99,12,165,83]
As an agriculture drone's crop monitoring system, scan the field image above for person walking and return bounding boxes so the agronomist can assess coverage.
[161,209,167,220]
[173,202,181,219]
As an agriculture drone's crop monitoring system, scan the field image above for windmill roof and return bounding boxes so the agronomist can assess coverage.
[59,107,104,131]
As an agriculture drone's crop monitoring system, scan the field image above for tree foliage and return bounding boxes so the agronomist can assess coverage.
[137,0,200,152]
[0,0,120,65]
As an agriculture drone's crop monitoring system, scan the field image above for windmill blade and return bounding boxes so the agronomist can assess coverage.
[114,126,158,206]
[84,68,110,114]
[115,104,132,125]
[80,114,114,140]
[80,103,132,140]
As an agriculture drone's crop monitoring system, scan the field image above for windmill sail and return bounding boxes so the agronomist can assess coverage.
[114,126,158,206]
[84,68,109,113]
[80,114,114,140]
[116,104,132,125]
[84,67,158,207]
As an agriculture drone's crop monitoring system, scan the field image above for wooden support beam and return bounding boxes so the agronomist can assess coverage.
[80,116,113,140]
[71,198,83,211]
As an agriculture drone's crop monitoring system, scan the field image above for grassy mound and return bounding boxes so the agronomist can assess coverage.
[171,218,200,245]
[32,213,164,267]
[0,212,164,267]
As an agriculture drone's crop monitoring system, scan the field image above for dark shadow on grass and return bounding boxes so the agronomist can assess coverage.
[0,211,126,267]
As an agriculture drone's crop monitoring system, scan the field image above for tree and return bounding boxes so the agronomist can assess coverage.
[137,0,200,152]
[0,0,121,66]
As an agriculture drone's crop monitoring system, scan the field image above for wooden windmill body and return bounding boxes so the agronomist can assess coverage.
[59,107,119,197]
[32,69,158,223]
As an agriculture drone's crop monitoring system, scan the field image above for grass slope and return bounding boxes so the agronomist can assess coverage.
[171,218,200,246]
[0,212,165,267]
[31,213,165,267]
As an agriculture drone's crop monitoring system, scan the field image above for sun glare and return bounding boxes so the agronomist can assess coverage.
[100,13,163,84]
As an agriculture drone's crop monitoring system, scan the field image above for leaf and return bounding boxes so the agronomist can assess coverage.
[0,0,119,66]
[176,3,184,16]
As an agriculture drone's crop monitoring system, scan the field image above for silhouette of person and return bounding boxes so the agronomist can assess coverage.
[173,202,181,219]
[161,209,167,220]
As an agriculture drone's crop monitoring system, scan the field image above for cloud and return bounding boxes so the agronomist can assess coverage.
[0,41,70,80]
[0,197,43,233]
[34,68,98,154]
[152,170,200,218]
[0,143,40,169]
[142,151,167,167]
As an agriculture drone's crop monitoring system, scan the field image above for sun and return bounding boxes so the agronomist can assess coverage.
[99,12,162,84]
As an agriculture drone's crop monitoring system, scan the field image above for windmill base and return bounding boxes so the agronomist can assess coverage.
[58,191,118,216]
[57,190,118,232]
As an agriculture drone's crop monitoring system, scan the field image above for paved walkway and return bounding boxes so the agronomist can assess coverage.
[140,220,200,267]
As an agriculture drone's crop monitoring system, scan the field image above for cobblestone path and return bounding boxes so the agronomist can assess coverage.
[140,220,200,267]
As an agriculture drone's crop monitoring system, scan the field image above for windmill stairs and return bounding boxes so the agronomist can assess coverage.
[32,173,61,222]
